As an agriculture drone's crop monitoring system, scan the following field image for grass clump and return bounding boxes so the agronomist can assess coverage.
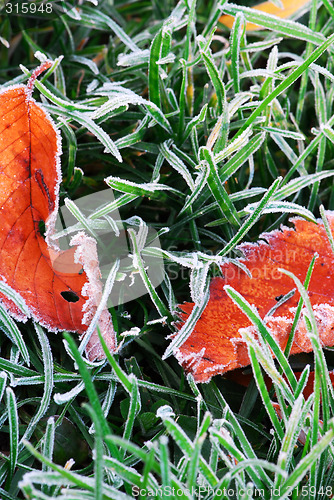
[1,0,334,498]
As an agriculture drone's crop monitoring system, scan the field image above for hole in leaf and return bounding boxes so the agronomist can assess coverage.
[38,220,46,238]
[61,290,80,303]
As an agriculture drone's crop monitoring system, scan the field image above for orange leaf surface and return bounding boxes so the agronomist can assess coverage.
[219,0,311,31]
[0,62,116,360]
[175,214,334,383]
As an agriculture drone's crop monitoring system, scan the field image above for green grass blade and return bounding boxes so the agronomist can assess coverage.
[200,146,241,226]
[222,3,324,45]
[21,325,53,445]
[6,387,19,480]
[235,32,334,139]
[62,333,120,460]
[218,177,281,256]
[278,425,334,497]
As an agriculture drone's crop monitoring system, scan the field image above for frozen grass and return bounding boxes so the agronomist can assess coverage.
[1,0,334,498]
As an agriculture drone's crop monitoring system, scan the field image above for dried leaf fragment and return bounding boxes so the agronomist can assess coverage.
[175,214,334,382]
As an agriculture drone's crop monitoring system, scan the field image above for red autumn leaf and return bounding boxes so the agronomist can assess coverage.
[0,62,116,360]
[175,213,334,383]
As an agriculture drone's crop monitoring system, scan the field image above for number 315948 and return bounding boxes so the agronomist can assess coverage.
[5,2,53,14]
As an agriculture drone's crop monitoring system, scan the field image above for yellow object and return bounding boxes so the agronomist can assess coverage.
[219,0,311,31]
